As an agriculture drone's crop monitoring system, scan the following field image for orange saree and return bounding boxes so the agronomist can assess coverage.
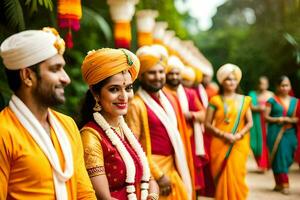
[208,95,251,200]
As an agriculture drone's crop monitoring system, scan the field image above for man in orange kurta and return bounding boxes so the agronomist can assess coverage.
[126,45,192,200]
[164,57,208,197]
[0,28,96,199]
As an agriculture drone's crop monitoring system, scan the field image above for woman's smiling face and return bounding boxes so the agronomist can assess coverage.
[98,70,133,118]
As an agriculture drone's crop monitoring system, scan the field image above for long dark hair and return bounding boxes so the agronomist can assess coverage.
[78,77,111,129]
[275,75,289,86]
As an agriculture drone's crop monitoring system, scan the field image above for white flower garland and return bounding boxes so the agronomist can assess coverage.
[93,112,150,200]
[119,117,151,200]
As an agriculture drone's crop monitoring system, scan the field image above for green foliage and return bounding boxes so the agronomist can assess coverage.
[3,0,25,31]
[25,0,53,14]
[195,0,300,96]
[81,6,112,43]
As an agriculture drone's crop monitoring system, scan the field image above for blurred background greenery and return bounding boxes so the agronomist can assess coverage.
[0,0,299,118]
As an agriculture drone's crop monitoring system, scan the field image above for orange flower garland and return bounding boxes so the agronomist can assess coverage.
[57,0,82,48]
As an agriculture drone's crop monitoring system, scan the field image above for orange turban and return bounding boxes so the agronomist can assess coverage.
[81,48,140,86]
[136,44,168,77]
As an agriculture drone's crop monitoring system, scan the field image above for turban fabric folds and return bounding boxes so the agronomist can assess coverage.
[81,48,140,86]
[0,27,65,70]
[165,55,184,74]
[136,44,168,76]
[181,67,196,82]
[216,63,242,84]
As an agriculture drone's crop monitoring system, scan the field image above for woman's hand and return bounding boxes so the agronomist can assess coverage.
[233,133,243,141]
[223,133,236,143]
[277,117,285,124]
[157,175,172,196]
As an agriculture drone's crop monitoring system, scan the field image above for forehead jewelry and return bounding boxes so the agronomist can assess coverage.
[121,71,126,86]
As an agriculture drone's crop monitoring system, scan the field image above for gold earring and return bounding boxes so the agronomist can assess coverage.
[93,101,102,112]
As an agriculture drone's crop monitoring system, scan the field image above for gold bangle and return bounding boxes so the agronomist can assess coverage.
[148,192,159,200]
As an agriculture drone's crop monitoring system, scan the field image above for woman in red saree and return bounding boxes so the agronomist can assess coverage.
[79,48,159,200]
[205,64,253,200]
[249,76,273,172]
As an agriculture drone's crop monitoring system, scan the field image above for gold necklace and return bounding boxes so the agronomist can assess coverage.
[111,125,124,139]
[221,94,237,124]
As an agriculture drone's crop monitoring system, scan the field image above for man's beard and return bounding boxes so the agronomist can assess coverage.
[166,79,180,88]
[140,81,164,93]
[33,81,66,107]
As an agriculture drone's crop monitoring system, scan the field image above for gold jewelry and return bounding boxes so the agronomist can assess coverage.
[93,101,102,112]
[148,192,159,200]
[111,125,124,139]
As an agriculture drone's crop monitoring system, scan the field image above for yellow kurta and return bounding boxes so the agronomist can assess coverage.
[0,107,96,200]
[126,95,189,200]
[209,95,251,200]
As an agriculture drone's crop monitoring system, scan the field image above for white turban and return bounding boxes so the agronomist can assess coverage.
[216,63,242,84]
[0,29,64,70]
[166,55,184,74]
[201,65,214,77]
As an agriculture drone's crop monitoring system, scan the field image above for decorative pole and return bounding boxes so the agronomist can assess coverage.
[57,0,82,48]
[162,30,175,54]
[152,21,168,45]
[168,36,181,56]
[107,0,138,49]
[136,10,158,47]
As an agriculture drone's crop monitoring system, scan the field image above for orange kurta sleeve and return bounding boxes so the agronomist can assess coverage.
[0,112,11,199]
[126,97,164,180]
[126,100,142,140]
[81,128,105,178]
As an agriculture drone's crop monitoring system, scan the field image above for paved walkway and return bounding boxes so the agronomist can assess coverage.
[199,156,300,200]
[247,156,300,200]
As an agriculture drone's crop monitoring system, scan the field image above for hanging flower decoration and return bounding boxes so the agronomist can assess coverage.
[107,0,139,49]
[57,0,82,48]
[136,10,158,47]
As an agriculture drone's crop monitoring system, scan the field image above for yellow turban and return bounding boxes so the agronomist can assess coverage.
[193,67,203,84]
[181,66,196,82]
[81,48,140,86]
[136,44,168,76]
[216,63,242,84]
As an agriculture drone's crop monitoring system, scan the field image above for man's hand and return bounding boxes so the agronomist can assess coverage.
[157,175,172,196]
